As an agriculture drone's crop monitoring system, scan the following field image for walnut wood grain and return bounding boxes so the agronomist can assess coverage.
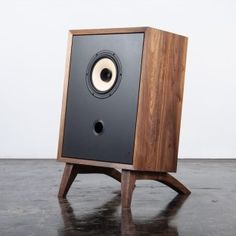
[57,31,73,164]
[133,28,188,172]
[57,27,188,173]
[70,27,148,35]
[135,172,191,194]
[58,163,78,198]
[77,165,122,183]
[58,157,133,170]
[58,163,122,198]
[57,27,190,205]
[121,170,190,208]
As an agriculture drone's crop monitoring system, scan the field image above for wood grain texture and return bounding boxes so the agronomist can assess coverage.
[77,165,122,183]
[134,171,190,194]
[57,31,73,163]
[57,27,188,173]
[69,27,148,35]
[57,27,190,206]
[58,163,78,198]
[120,170,190,208]
[58,163,122,198]
[58,157,133,170]
[133,28,188,172]
[153,173,191,195]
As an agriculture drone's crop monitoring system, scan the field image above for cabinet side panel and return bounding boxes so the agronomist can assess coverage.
[57,32,73,161]
[133,29,188,172]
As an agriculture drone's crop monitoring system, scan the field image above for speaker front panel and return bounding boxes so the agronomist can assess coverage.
[62,33,144,164]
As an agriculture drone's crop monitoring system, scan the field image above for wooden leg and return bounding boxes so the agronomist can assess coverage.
[134,171,191,195]
[121,170,190,208]
[58,164,190,206]
[58,163,79,198]
[121,170,136,208]
[103,168,122,183]
[78,165,121,183]
[58,163,122,198]
[153,173,191,195]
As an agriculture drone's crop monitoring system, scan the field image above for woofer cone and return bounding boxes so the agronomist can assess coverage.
[86,50,122,99]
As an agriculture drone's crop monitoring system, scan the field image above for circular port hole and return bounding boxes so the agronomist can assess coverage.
[93,120,104,135]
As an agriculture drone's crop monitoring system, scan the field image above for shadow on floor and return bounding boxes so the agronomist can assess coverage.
[58,193,188,236]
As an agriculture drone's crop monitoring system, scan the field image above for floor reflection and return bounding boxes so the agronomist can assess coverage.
[58,194,188,235]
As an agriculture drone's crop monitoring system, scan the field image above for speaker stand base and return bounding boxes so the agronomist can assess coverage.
[58,163,121,198]
[121,169,191,208]
[58,164,191,208]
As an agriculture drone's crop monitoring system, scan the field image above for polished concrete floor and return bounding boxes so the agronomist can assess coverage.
[0,160,236,236]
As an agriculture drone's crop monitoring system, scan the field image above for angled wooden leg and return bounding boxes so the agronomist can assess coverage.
[134,172,191,195]
[121,170,190,208]
[154,173,191,195]
[58,163,121,198]
[58,163,79,198]
[58,164,190,206]
[121,170,136,208]
[103,168,121,183]
[78,165,121,183]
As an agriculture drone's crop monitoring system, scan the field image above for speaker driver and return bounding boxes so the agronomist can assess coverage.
[91,58,117,92]
[86,51,122,99]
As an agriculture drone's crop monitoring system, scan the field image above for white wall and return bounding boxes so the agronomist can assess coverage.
[0,0,235,159]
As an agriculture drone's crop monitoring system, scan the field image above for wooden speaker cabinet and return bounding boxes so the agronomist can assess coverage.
[57,27,190,208]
